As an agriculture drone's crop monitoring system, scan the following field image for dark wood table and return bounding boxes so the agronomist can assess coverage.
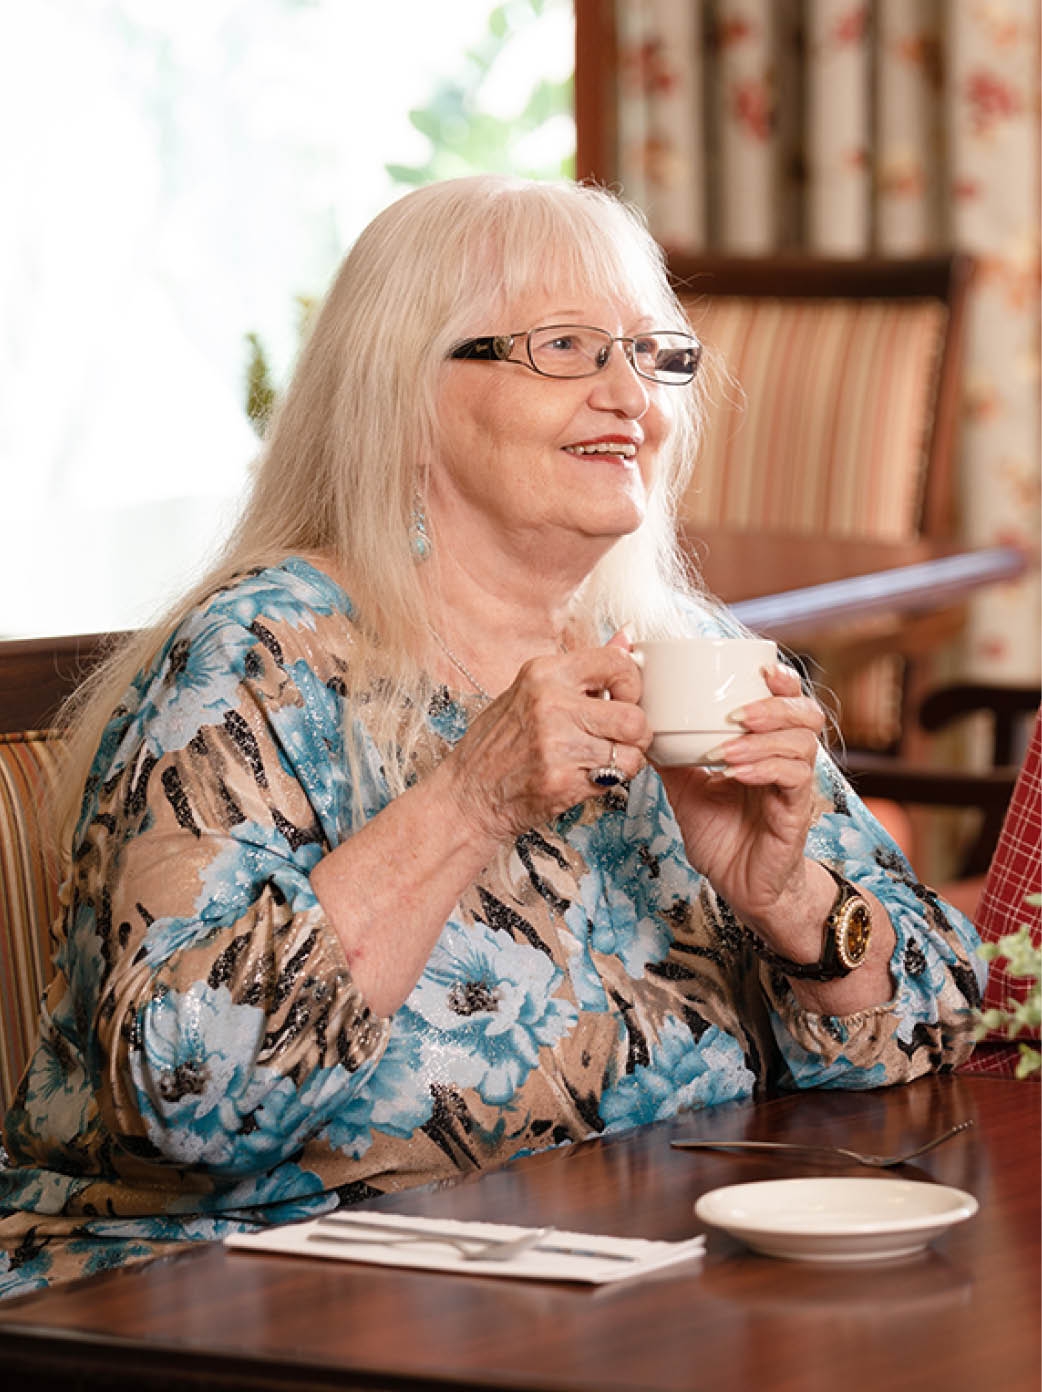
[0,1074,1036,1392]
[688,528,1029,664]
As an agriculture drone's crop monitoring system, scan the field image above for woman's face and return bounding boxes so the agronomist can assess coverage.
[430,288,676,570]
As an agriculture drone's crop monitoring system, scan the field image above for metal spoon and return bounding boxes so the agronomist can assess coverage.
[670,1119,974,1168]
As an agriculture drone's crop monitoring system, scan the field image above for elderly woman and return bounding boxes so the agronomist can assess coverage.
[0,175,982,1296]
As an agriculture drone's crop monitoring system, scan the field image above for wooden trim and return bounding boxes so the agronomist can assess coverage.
[574,0,617,183]
[918,682,1041,761]
[0,632,123,735]
[921,252,976,536]
[843,758,1019,812]
[665,252,964,301]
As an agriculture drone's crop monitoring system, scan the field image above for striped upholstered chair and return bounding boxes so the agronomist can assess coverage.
[0,632,115,1112]
[669,253,974,754]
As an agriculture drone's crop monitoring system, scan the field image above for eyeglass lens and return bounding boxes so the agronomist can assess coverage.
[526,326,699,385]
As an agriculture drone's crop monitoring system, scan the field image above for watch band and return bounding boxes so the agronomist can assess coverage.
[739,866,873,982]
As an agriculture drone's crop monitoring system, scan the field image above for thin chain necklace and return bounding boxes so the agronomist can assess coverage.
[427,625,492,700]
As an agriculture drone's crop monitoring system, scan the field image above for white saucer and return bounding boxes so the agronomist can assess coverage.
[694,1177,978,1263]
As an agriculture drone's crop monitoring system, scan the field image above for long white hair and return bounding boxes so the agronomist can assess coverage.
[55,174,713,836]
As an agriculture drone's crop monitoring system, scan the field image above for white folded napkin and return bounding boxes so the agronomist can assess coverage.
[225,1210,706,1285]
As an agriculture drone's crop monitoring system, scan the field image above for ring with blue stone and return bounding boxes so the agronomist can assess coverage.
[589,743,626,789]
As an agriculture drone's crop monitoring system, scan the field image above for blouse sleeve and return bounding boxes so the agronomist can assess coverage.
[707,751,987,1088]
[680,596,985,1085]
[72,604,392,1174]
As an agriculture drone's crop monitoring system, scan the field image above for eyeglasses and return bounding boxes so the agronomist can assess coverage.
[448,324,702,386]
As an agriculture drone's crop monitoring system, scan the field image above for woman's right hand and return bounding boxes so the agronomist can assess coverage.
[444,638,650,842]
[313,637,648,1017]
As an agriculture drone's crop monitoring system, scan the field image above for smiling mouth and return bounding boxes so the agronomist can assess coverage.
[562,441,637,458]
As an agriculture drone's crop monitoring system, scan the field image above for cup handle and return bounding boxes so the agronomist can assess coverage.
[630,649,645,669]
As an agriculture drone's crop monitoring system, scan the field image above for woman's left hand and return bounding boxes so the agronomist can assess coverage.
[656,663,826,935]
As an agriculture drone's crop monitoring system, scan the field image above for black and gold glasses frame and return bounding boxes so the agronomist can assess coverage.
[448,324,702,386]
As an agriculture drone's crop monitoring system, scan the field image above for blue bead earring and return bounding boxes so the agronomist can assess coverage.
[409,502,431,561]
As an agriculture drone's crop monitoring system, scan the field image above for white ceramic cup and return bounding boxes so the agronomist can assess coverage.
[631,637,777,766]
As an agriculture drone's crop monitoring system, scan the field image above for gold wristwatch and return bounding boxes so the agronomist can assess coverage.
[744,866,873,982]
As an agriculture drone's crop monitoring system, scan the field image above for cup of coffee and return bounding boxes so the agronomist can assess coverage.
[631,637,777,766]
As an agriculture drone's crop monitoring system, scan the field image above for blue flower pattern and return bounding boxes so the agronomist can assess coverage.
[406,923,579,1106]
[600,1018,756,1128]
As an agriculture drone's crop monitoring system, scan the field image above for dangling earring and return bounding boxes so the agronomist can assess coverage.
[409,501,431,561]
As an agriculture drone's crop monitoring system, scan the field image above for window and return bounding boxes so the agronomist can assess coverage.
[0,0,574,637]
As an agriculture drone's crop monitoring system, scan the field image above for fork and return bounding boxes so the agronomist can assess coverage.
[669,1119,974,1168]
[310,1221,557,1263]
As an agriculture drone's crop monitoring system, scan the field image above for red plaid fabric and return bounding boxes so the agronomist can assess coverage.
[959,707,1041,1077]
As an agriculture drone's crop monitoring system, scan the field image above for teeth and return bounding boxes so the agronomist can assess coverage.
[564,442,637,457]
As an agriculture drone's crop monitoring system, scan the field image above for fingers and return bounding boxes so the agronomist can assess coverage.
[731,663,823,736]
[571,640,644,706]
[705,663,823,782]
[449,642,652,837]
[588,734,644,787]
[718,750,816,789]
[517,644,649,749]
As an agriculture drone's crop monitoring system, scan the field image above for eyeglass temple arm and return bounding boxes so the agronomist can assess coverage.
[448,336,516,361]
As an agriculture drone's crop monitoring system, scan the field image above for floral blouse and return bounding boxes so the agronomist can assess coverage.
[0,558,983,1297]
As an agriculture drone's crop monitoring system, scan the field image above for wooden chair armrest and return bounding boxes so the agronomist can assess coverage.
[0,632,125,734]
[841,756,1020,812]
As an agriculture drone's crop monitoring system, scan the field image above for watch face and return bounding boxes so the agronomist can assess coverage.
[837,899,872,971]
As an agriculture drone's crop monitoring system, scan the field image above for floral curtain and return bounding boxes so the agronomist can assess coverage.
[608,0,1040,688]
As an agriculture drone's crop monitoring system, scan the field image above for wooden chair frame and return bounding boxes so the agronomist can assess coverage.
[667,250,973,542]
[843,684,1039,879]
[665,251,975,545]
[0,632,121,735]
